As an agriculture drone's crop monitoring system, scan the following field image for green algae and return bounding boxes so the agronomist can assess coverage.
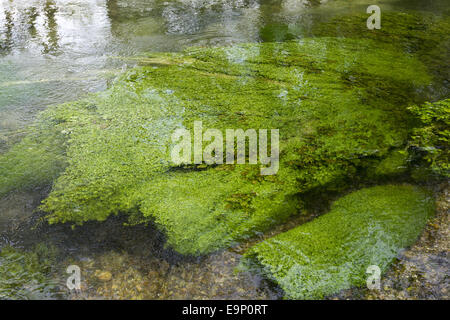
[313,11,450,93]
[371,149,408,178]
[243,185,435,300]
[0,116,66,196]
[408,99,450,178]
[0,37,432,255]
[0,244,60,299]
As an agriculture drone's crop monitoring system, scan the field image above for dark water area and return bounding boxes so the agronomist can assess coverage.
[0,0,448,299]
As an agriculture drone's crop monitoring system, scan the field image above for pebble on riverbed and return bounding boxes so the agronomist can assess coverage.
[95,270,112,282]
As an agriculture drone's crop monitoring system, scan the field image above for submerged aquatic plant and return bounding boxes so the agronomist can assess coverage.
[0,35,433,255]
[243,185,435,299]
[408,99,450,177]
[313,11,450,93]
[0,244,60,300]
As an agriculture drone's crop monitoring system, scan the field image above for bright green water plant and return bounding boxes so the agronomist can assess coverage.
[313,11,450,91]
[243,185,435,299]
[408,99,450,177]
[0,37,432,255]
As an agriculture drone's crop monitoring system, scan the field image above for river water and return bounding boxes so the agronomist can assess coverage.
[1,0,448,137]
[0,0,448,299]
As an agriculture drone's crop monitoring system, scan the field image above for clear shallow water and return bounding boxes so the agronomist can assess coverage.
[0,0,448,299]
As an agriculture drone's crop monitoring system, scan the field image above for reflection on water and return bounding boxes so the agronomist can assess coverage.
[0,0,112,56]
[0,0,115,137]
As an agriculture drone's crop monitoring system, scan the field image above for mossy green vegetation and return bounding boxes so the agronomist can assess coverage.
[408,99,450,177]
[313,11,450,91]
[0,244,60,299]
[0,36,432,254]
[243,185,435,299]
[0,99,101,196]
